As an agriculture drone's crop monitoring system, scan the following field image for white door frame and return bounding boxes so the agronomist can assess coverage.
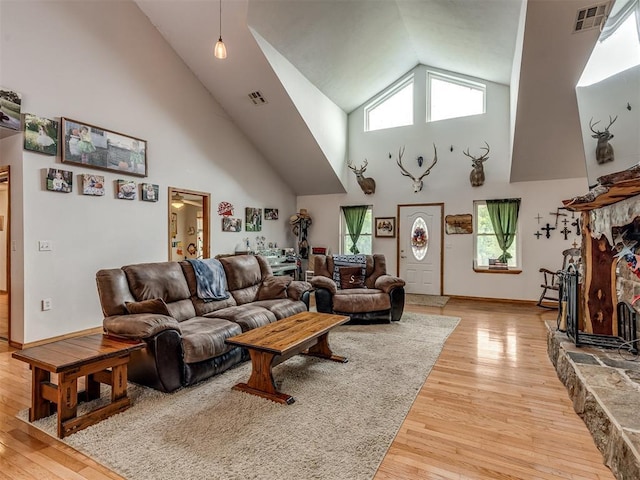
[396,203,444,295]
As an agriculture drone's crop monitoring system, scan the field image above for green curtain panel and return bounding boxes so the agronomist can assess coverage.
[341,205,369,254]
[486,199,521,263]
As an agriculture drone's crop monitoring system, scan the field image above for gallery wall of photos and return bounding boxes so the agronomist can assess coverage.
[3,86,283,233]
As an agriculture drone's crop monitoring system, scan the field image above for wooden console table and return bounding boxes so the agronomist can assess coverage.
[12,334,145,438]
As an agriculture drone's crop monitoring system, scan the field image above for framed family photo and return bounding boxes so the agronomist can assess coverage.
[245,207,262,232]
[23,114,58,156]
[222,217,242,232]
[141,183,159,202]
[61,117,147,177]
[374,217,396,238]
[46,168,72,193]
[82,174,105,196]
[0,88,21,131]
[264,208,279,220]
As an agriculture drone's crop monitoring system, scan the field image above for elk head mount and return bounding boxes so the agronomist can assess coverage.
[396,144,437,193]
[589,115,617,164]
[347,158,376,195]
[463,142,490,187]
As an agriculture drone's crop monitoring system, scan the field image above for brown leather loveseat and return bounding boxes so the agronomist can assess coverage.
[96,255,312,392]
[310,254,405,323]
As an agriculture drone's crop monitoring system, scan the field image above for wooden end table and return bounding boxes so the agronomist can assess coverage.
[225,311,349,404]
[12,334,145,438]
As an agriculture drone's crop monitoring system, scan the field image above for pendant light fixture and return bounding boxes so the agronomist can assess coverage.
[214,0,227,59]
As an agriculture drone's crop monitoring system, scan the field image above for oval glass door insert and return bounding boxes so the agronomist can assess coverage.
[411,216,428,260]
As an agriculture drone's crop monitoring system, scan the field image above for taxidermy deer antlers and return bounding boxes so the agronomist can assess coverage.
[589,116,617,164]
[463,142,490,187]
[347,159,376,195]
[396,144,437,193]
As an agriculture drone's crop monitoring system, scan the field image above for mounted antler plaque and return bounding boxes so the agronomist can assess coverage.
[396,144,437,192]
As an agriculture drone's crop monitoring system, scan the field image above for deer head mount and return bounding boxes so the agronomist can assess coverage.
[347,158,376,195]
[463,142,490,187]
[589,115,617,164]
[396,144,437,193]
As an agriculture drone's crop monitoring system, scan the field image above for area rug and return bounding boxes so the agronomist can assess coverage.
[405,293,450,307]
[18,312,459,480]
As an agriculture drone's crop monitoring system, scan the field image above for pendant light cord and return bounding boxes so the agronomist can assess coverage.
[219,0,222,40]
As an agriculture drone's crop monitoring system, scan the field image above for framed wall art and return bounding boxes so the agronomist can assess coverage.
[23,114,58,155]
[375,217,395,238]
[222,217,242,232]
[116,179,137,200]
[46,168,72,193]
[264,208,279,220]
[171,212,178,237]
[0,88,21,131]
[445,214,473,234]
[245,207,262,232]
[141,183,159,202]
[82,174,105,196]
[61,117,147,177]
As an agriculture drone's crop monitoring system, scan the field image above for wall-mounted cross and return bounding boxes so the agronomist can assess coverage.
[572,240,579,248]
[541,223,556,238]
[562,218,569,226]
[571,218,580,236]
[549,208,568,227]
[534,231,542,239]
[560,226,571,240]
[535,213,542,223]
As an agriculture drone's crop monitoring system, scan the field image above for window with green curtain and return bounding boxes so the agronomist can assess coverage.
[485,198,521,264]
[341,205,371,254]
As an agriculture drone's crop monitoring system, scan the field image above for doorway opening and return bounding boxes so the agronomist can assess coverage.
[0,166,10,342]
[168,187,210,261]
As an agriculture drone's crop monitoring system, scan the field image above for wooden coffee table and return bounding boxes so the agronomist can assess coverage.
[12,334,145,438]
[225,311,349,404]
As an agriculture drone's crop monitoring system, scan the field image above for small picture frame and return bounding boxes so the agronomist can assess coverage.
[116,179,137,200]
[82,174,105,196]
[171,212,178,237]
[245,207,262,232]
[23,114,58,156]
[0,88,21,131]
[264,208,279,220]
[222,217,242,232]
[141,183,159,202]
[46,168,73,193]
[375,217,396,238]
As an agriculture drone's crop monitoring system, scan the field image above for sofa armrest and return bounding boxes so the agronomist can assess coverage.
[287,280,313,300]
[374,275,406,294]
[103,313,181,339]
[310,276,338,294]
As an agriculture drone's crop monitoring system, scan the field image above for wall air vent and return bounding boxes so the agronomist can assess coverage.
[574,2,609,33]
[248,91,268,105]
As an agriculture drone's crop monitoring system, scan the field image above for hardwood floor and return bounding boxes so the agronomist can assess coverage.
[0,292,8,340]
[0,299,614,479]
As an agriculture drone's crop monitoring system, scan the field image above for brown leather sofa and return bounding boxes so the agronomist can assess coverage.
[310,254,405,323]
[96,255,312,392]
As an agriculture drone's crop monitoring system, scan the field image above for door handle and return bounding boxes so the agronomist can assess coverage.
[400,255,407,258]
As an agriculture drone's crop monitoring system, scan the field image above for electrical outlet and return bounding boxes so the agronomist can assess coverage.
[41,298,52,311]
[38,240,52,251]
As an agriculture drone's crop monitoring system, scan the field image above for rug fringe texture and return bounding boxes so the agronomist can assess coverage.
[18,312,459,480]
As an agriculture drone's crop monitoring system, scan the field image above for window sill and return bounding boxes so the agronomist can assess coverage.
[474,267,522,274]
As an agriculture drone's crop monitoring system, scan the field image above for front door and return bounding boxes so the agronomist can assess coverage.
[398,204,443,295]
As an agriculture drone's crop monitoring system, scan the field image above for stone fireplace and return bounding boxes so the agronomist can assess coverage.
[546,171,640,480]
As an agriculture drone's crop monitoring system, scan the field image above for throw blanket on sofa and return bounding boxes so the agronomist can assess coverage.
[187,258,230,301]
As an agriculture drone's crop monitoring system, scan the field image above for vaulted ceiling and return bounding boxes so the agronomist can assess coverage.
[136,0,603,195]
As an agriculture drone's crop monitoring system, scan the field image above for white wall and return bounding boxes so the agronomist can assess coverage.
[298,65,590,301]
[576,64,640,186]
[1,1,297,344]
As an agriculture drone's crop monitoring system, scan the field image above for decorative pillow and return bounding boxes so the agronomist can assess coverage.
[125,298,171,316]
[257,276,291,300]
[332,254,366,285]
[339,266,366,289]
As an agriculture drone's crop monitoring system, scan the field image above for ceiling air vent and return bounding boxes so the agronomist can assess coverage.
[574,2,609,33]
[248,91,268,106]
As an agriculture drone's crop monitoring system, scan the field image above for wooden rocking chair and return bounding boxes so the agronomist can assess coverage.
[537,248,581,309]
